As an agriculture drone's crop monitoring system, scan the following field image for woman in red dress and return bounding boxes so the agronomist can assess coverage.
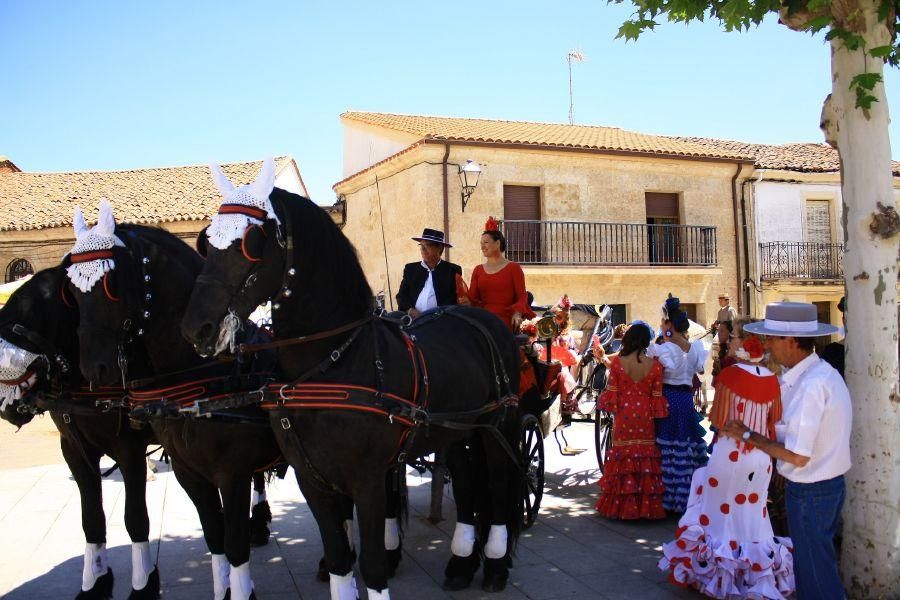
[465,217,535,330]
[595,323,669,520]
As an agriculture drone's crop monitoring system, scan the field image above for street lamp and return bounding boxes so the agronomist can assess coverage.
[459,159,482,212]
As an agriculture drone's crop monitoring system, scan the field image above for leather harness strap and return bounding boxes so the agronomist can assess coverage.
[237,315,372,353]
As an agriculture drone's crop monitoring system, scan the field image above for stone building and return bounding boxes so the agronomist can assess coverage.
[333,112,755,326]
[0,156,307,279]
[682,138,900,329]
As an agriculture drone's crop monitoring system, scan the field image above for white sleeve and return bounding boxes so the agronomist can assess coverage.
[784,384,826,458]
[648,343,676,370]
[690,340,709,372]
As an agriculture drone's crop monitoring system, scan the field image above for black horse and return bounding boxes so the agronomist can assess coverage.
[0,267,160,599]
[63,205,284,600]
[181,161,524,598]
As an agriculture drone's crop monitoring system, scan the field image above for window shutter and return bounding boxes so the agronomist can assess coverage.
[805,201,832,243]
[503,185,541,219]
[645,193,679,219]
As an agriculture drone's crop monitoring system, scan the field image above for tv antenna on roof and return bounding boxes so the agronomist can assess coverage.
[567,49,585,125]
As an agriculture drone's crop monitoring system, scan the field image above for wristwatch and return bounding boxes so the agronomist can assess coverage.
[741,430,752,442]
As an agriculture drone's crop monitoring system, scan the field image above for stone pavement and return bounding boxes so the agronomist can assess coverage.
[0,415,699,599]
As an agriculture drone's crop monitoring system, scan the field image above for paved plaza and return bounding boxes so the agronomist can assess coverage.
[0,415,698,599]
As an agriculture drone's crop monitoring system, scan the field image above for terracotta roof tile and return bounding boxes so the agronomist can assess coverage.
[675,136,900,176]
[341,112,755,162]
[0,157,294,232]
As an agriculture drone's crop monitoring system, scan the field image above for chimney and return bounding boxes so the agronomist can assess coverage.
[0,157,22,174]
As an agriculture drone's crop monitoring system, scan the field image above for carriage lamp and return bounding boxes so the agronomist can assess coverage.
[459,160,482,212]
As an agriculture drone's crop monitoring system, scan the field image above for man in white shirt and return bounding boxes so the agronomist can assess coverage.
[395,229,462,318]
[721,302,851,599]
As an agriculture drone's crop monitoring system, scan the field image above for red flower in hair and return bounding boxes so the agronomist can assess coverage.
[520,321,537,337]
[557,294,573,311]
[741,336,765,360]
[484,216,500,232]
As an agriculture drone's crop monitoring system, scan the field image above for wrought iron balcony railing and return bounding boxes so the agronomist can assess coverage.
[759,241,844,281]
[498,220,718,266]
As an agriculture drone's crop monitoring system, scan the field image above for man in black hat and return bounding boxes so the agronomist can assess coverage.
[396,228,462,318]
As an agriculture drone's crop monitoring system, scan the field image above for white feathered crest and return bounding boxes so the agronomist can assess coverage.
[65,199,126,293]
[206,158,279,250]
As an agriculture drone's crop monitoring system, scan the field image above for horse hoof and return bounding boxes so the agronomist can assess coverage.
[481,557,509,593]
[316,557,329,582]
[249,503,272,547]
[442,552,479,591]
[253,500,273,523]
[75,567,114,599]
[387,544,402,578]
[127,566,160,599]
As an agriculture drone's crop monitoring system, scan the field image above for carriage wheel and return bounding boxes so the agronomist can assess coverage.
[520,414,544,528]
[594,409,614,473]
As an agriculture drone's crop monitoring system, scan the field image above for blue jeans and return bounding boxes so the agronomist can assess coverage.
[786,475,846,599]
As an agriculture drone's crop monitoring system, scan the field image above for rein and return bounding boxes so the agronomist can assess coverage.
[237,316,372,353]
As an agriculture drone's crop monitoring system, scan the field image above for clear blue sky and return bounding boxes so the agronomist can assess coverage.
[2,0,898,204]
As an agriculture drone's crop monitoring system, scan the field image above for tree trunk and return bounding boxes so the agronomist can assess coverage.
[830,1,900,596]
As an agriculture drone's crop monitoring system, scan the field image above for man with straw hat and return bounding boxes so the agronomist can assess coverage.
[721,302,851,599]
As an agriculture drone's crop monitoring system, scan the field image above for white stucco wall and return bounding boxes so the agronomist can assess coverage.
[341,121,419,177]
[754,179,844,245]
[274,162,308,198]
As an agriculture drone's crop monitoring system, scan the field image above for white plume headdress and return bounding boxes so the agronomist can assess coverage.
[206,158,279,250]
[0,336,39,412]
[65,200,126,293]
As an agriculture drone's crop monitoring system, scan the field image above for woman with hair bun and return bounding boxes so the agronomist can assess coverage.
[595,322,668,520]
[647,294,709,512]
[465,217,535,331]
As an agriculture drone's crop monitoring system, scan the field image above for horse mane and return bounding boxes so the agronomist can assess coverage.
[274,188,373,324]
[115,223,203,276]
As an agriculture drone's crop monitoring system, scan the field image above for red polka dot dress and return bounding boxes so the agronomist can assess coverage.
[659,364,795,598]
[595,356,667,520]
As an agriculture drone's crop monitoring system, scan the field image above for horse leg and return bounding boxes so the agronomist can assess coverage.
[119,447,160,600]
[478,429,516,593]
[171,465,228,600]
[248,471,271,547]
[302,485,357,599]
[315,493,355,583]
[442,441,480,591]
[355,476,390,599]
[384,466,403,578]
[60,437,115,600]
[220,476,255,600]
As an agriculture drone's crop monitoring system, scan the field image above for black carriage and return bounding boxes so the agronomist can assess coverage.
[517,303,619,527]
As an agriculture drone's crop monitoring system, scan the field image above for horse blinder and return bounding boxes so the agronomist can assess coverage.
[241,224,268,263]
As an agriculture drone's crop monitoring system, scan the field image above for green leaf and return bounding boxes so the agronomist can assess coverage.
[850,72,882,90]
[803,14,833,33]
[869,45,893,58]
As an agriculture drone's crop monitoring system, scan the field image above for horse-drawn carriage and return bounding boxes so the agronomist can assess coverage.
[517,302,619,527]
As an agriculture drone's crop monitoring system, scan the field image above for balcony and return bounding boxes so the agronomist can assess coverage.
[498,220,718,266]
[759,241,844,281]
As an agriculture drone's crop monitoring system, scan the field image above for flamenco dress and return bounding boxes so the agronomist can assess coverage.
[659,363,795,598]
[467,262,534,331]
[595,356,668,520]
[647,339,709,512]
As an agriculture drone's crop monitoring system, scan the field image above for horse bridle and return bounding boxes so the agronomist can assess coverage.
[197,196,298,334]
[68,233,154,388]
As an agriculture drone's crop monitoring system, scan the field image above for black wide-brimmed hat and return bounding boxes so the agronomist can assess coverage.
[412,228,452,248]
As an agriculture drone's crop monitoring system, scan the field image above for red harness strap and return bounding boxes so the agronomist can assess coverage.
[0,370,35,386]
[260,382,417,428]
[129,376,227,407]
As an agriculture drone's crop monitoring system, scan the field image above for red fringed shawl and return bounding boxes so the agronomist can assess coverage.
[711,365,782,449]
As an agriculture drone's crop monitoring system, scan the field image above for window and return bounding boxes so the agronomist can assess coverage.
[645,192,681,263]
[504,185,542,263]
[680,303,698,324]
[5,258,33,283]
[608,304,627,327]
[805,200,832,243]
